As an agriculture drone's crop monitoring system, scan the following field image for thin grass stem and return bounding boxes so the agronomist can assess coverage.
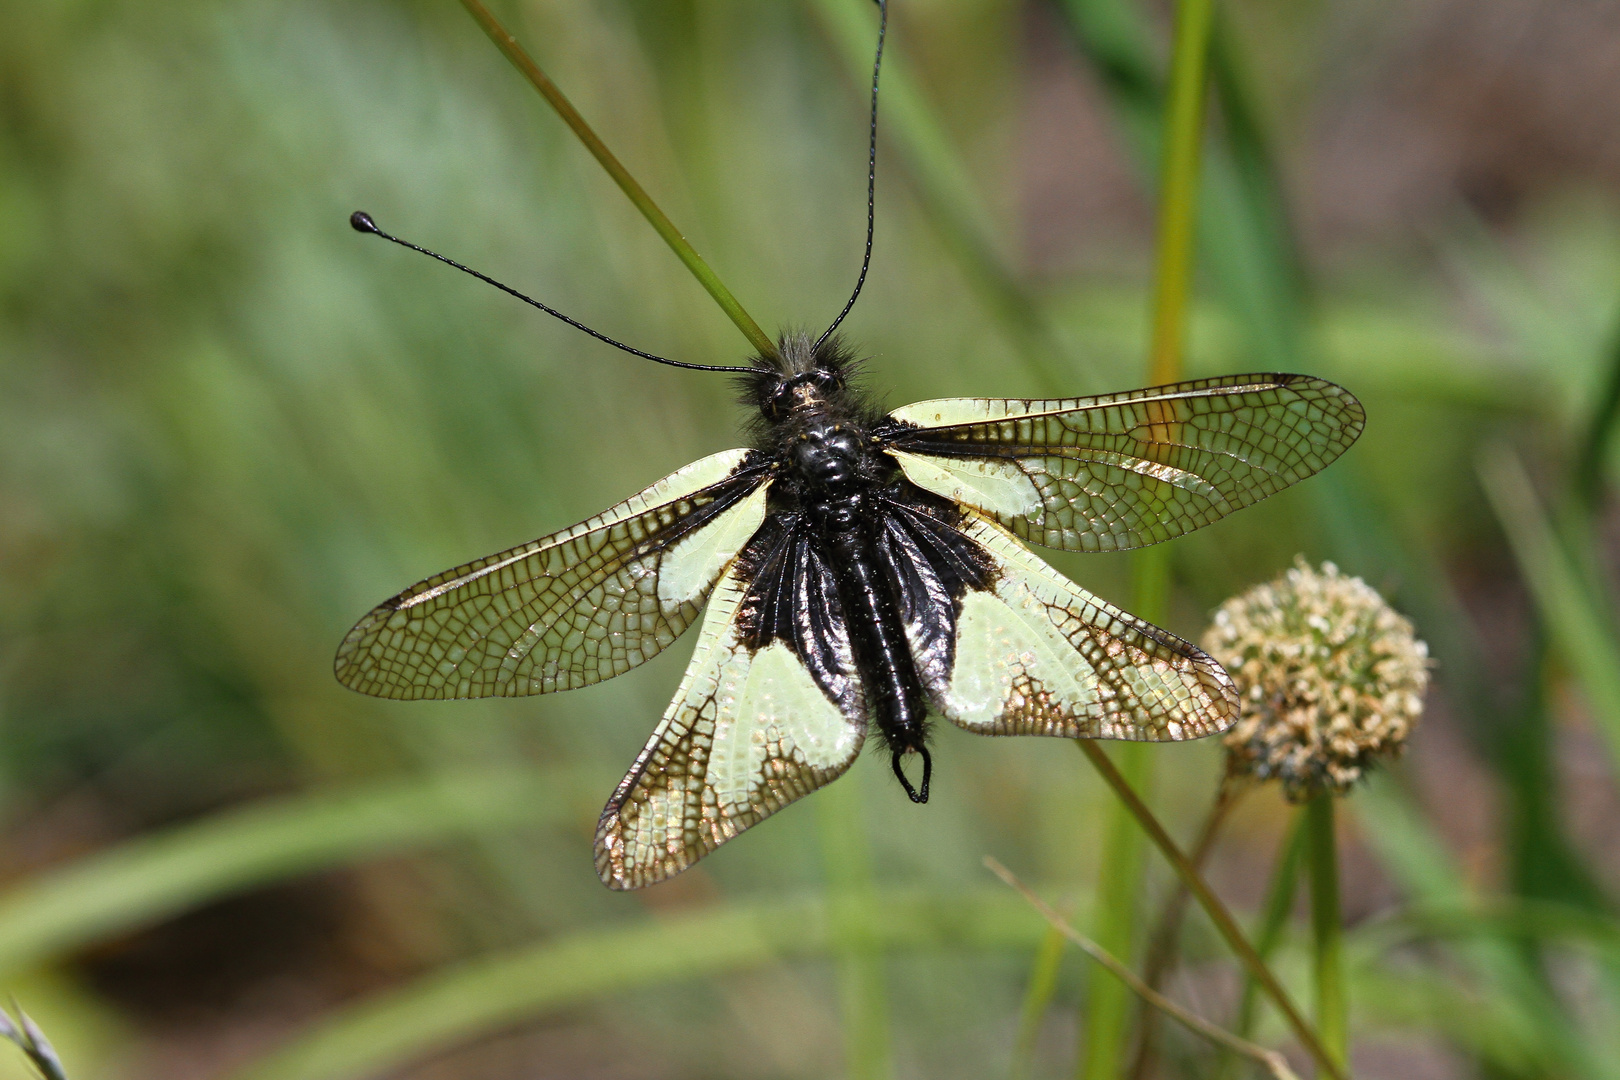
[456,0,774,356]
[987,859,1303,1080]
[1076,740,1347,1080]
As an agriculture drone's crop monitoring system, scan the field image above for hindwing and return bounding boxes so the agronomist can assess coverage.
[595,516,867,890]
[878,373,1363,553]
[877,490,1238,741]
[335,449,770,699]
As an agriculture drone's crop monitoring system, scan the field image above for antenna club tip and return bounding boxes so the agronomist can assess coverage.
[349,210,379,234]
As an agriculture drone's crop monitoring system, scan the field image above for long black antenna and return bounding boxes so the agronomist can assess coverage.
[814,0,888,351]
[349,211,753,373]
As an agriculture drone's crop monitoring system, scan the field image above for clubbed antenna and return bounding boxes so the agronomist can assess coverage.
[350,211,752,374]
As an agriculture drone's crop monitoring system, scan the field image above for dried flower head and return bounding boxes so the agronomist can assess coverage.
[1203,558,1429,800]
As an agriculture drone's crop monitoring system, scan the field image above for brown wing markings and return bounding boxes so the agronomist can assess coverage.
[880,374,1363,552]
[919,513,1238,742]
[595,531,867,890]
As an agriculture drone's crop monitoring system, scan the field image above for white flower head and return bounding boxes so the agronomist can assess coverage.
[1203,558,1430,800]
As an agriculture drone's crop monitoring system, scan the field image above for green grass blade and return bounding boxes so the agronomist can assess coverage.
[0,769,582,981]
[818,775,894,1080]
[1356,777,1603,1078]
[227,889,1047,1080]
[1056,0,1307,373]
[1009,920,1069,1080]
[1143,0,1214,383]
[1478,444,1620,778]
[1083,0,1215,1065]
[1078,743,1150,1080]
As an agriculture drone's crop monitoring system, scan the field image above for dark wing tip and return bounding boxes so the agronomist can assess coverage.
[593,807,684,891]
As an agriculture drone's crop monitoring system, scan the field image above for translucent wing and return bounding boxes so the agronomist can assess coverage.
[335,449,771,700]
[596,518,866,890]
[881,495,1238,741]
[879,373,1363,552]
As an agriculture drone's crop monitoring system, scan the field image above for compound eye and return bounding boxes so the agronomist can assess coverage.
[814,369,843,392]
[765,384,794,419]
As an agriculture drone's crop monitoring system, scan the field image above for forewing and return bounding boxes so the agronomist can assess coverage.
[896,508,1238,741]
[596,518,867,889]
[879,373,1363,552]
[335,449,771,700]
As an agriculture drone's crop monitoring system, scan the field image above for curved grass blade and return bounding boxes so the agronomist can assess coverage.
[0,769,583,981]
[1478,443,1620,777]
[227,890,1047,1080]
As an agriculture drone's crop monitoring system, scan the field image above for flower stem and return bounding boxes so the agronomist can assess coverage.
[1076,740,1347,1080]
[1307,792,1348,1070]
[457,0,775,357]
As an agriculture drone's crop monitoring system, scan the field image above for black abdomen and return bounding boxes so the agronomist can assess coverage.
[810,493,932,799]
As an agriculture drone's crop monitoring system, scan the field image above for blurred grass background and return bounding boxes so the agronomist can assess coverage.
[3,0,1620,1077]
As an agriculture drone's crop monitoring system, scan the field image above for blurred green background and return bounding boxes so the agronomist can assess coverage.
[3,0,1620,1077]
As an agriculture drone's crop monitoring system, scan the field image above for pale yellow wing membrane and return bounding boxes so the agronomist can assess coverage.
[596,564,866,890]
[926,513,1238,741]
[883,373,1363,552]
[334,450,769,700]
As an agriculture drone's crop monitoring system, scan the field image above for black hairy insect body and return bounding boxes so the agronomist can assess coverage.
[735,332,969,802]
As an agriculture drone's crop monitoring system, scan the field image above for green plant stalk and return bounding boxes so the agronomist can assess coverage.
[229,888,1048,1080]
[1079,742,1151,1080]
[1077,741,1347,1080]
[1080,0,1214,1066]
[1146,0,1215,384]
[818,776,894,1080]
[1215,808,1307,1080]
[1066,0,1609,1067]
[1308,793,1348,1070]
[457,0,774,356]
[1055,0,1309,374]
